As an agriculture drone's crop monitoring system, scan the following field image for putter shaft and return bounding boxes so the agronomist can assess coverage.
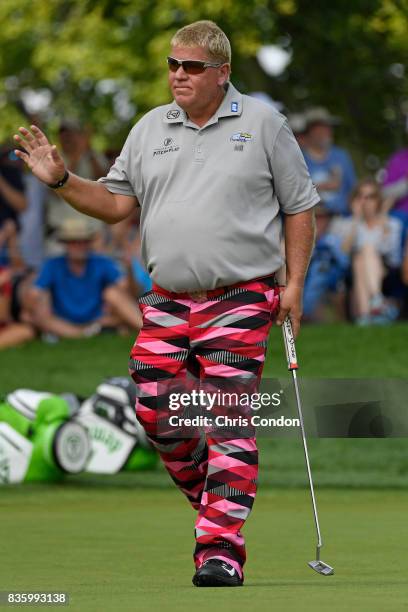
[291,368,322,561]
[282,316,334,575]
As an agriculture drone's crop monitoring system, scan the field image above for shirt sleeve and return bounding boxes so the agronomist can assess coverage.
[98,130,136,197]
[270,121,320,214]
[34,260,54,290]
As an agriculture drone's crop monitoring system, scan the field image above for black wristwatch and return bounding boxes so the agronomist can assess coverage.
[48,170,70,189]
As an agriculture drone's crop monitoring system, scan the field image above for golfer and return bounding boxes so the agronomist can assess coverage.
[14,20,318,587]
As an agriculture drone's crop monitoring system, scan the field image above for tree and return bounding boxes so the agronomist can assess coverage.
[0,0,407,166]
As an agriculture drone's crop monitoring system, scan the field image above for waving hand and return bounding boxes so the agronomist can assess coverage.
[13,125,66,186]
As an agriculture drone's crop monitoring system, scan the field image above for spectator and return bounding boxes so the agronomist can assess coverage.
[19,174,47,270]
[0,266,36,349]
[302,107,356,215]
[98,206,152,298]
[287,113,308,150]
[45,121,108,255]
[0,146,27,267]
[29,218,142,340]
[342,178,402,324]
[381,132,408,251]
[303,204,349,320]
[401,234,408,318]
[126,227,152,299]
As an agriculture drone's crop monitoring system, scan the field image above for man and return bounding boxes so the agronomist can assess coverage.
[29,218,142,339]
[302,107,356,216]
[13,20,318,586]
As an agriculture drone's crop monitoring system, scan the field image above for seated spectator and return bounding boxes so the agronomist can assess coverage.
[128,253,153,298]
[20,173,47,270]
[100,207,152,298]
[382,140,408,221]
[302,107,356,216]
[303,205,350,320]
[0,220,18,266]
[28,219,142,340]
[399,234,408,319]
[381,134,408,254]
[0,146,27,268]
[341,178,402,324]
[0,266,36,350]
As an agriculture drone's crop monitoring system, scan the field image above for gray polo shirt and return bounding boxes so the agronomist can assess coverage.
[99,83,319,291]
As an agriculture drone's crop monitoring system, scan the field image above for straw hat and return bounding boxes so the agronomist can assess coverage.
[58,218,95,242]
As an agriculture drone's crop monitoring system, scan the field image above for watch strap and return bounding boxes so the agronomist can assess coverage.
[48,170,70,189]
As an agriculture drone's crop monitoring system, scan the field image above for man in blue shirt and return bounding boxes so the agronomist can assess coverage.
[302,107,356,216]
[31,218,142,338]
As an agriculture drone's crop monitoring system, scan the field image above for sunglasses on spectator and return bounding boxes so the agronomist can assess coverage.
[167,56,223,75]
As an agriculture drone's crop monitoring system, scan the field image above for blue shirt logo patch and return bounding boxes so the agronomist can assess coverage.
[231,102,238,112]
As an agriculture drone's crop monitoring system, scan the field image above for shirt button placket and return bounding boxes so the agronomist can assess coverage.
[194,131,205,163]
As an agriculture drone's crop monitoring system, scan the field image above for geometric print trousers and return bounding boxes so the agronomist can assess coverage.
[129,275,280,580]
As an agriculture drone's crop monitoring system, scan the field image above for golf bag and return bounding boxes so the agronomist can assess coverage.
[76,377,157,474]
[0,377,157,484]
[0,391,90,484]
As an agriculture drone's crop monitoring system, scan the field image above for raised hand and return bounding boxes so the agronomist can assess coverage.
[13,125,66,186]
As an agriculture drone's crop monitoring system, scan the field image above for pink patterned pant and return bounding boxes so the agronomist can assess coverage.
[129,275,279,579]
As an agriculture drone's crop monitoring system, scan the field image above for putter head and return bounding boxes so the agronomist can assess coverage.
[308,560,334,575]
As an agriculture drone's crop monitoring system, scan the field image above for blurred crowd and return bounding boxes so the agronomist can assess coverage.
[1,108,408,349]
[288,106,408,325]
[0,119,151,349]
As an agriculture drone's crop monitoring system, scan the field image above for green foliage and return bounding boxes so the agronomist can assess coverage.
[0,0,407,162]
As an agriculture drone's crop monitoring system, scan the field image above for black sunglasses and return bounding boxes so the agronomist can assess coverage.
[167,56,223,75]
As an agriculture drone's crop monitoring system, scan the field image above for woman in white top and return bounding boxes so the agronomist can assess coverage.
[341,178,402,324]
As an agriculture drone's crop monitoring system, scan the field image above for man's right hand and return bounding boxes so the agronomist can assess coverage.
[13,125,66,186]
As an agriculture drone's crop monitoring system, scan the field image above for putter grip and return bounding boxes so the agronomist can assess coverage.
[282,316,299,370]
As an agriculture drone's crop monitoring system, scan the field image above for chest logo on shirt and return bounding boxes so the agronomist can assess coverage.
[231,132,252,142]
[153,137,180,157]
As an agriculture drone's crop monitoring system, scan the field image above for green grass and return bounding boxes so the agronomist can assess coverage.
[0,323,407,396]
[2,486,408,611]
[1,323,408,610]
[1,324,408,489]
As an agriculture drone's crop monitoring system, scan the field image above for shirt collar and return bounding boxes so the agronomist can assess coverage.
[163,82,243,126]
[163,102,185,124]
[215,82,243,119]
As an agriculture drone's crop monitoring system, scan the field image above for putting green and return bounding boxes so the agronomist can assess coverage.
[2,486,408,611]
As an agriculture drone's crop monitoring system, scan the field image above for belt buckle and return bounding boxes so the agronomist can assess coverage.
[188,290,208,303]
